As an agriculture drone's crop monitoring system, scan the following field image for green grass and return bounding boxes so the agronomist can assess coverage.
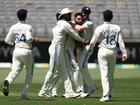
[0,67,140,105]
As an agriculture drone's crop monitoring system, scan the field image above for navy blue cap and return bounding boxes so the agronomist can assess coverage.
[81,6,91,14]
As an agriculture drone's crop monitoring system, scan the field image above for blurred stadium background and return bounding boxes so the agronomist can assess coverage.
[0,0,140,66]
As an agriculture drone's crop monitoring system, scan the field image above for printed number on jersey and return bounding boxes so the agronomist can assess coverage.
[15,33,26,43]
[106,35,116,45]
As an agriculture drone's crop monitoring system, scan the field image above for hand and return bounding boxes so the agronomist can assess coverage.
[122,55,127,61]
[86,45,92,53]
[84,40,90,45]
[86,45,90,51]
[33,36,39,42]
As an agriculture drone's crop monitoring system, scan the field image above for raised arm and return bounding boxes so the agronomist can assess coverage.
[64,22,85,43]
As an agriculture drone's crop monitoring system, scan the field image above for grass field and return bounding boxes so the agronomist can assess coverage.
[0,66,140,105]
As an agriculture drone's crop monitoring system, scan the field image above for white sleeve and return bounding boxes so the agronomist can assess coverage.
[83,21,93,28]
[74,24,87,31]
[88,27,101,50]
[26,26,33,43]
[118,31,127,56]
[64,22,84,42]
[83,21,94,39]
[5,27,14,45]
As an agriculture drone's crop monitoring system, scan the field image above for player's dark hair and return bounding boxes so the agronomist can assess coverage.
[74,12,83,18]
[103,10,113,22]
[17,9,28,21]
[56,11,61,21]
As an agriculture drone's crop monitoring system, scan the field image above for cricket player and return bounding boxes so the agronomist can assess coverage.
[86,10,127,102]
[38,8,87,98]
[51,11,61,97]
[74,6,96,95]
[51,12,88,98]
[65,12,90,98]
[3,9,36,100]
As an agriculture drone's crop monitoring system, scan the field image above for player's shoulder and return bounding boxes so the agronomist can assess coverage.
[9,23,18,30]
[112,24,121,31]
[83,20,93,28]
[13,22,32,28]
[57,20,66,26]
[112,23,120,28]
[58,20,71,28]
[23,24,32,31]
[58,20,67,24]
[84,19,93,25]
[23,23,32,28]
[96,24,103,30]
[26,24,32,29]
[26,23,31,27]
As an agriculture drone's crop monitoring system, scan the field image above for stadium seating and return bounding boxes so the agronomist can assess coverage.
[0,0,140,41]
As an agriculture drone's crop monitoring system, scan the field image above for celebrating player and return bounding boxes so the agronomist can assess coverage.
[51,12,89,98]
[65,12,90,98]
[74,6,97,96]
[86,10,127,102]
[3,9,36,100]
[38,8,87,98]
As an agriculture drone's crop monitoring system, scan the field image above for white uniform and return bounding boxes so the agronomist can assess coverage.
[88,22,127,97]
[51,33,78,97]
[75,19,96,93]
[64,25,84,94]
[5,21,34,97]
[51,22,84,96]
[38,19,84,97]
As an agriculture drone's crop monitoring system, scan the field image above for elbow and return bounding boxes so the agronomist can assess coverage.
[5,39,10,44]
[5,39,8,44]
[5,39,14,45]
[27,39,33,43]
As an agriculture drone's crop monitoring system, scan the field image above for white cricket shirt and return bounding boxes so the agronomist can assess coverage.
[5,21,33,49]
[89,22,127,55]
[52,20,84,47]
[83,19,94,40]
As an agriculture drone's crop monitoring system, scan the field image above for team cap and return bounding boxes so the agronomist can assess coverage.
[81,6,91,14]
[58,8,72,19]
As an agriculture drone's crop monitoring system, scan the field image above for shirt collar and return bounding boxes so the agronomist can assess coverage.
[104,21,111,24]
[18,21,25,23]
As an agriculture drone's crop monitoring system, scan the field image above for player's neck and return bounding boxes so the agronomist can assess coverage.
[18,21,26,23]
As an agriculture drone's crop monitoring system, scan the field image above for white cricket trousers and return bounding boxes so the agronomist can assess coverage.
[74,47,96,92]
[39,43,74,96]
[5,48,33,97]
[52,48,80,95]
[98,47,116,97]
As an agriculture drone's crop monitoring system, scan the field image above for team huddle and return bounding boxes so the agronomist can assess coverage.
[3,6,127,102]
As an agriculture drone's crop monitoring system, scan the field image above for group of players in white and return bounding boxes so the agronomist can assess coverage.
[3,6,127,102]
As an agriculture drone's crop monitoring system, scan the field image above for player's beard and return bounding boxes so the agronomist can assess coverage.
[75,21,83,25]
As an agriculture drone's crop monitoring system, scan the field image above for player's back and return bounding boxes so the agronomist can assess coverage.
[5,21,33,49]
[97,22,121,50]
[52,20,68,46]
